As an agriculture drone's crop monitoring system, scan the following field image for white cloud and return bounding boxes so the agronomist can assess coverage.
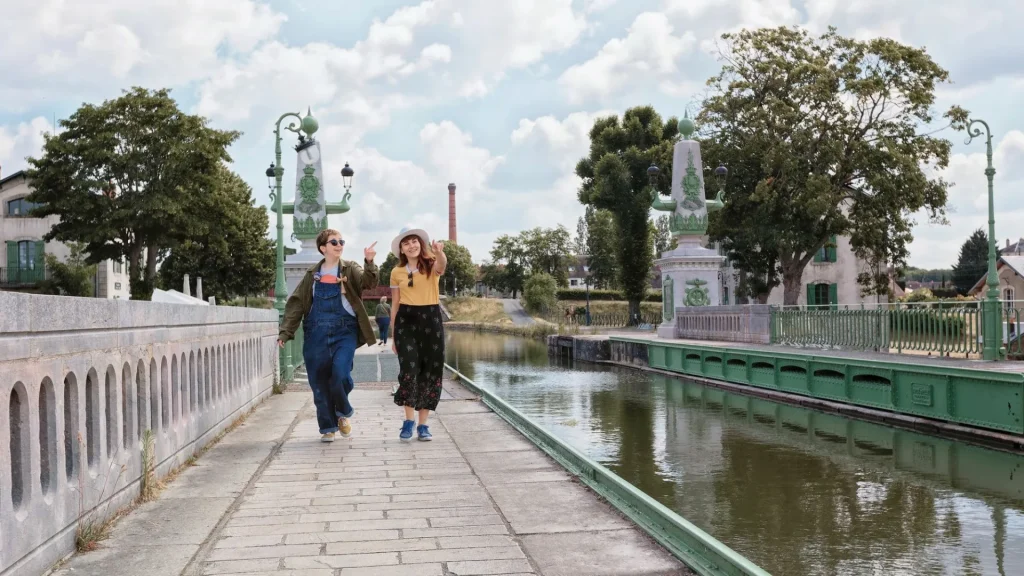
[0,0,286,110]
[420,121,505,201]
[909,130,1024,268]
[441,0,588,96]
[511,110,616,171]
[0,117,54,175]
[559,12,695,104]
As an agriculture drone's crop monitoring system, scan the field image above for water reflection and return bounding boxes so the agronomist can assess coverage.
[445,331,1024,576]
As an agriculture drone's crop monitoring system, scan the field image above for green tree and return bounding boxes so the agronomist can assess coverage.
[521,225,573,286]
[488,234,527,297]
[379,252,399,286]
[439,241,475,295]
[157,168,274,302]
[523,273,557,314]
[39,242,97,297]
[951,228,989,295]
[26,87,239,300]
[700,26,968,304]
[576,106,677,317]
[574,214,588,255]
[653,214,676,256]
[585,206,620,289]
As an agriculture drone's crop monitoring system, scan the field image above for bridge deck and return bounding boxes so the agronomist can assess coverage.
[53,378,686,575]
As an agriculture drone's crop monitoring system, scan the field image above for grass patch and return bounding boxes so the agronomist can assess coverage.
[446,297,513,323]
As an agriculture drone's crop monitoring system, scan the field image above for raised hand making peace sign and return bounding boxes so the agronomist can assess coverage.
[430,240,445,255]
[364,241,377,262]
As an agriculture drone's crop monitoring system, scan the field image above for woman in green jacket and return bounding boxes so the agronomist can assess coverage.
[277,228,379,442]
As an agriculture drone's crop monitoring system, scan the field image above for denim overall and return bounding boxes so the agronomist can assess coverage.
[302,266,357,434]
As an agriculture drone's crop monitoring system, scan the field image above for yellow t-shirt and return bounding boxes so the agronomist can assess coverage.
[390,265,440,306]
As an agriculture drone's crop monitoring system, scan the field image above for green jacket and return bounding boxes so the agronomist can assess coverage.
[279,258,379,347]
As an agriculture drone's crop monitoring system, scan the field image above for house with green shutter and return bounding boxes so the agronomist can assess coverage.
[0,169,131,298]
[717,234,889,308]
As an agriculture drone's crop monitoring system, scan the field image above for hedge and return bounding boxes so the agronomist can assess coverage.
[556,288,661,302]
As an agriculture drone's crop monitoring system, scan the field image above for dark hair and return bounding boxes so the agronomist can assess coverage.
[397,235,435,277]
[316,228,341,255]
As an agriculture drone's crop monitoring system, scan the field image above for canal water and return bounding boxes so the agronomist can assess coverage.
[444,331,1024,576]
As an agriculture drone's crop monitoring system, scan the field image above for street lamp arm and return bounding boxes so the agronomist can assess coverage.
[275,112,304,136]
[964,118,992,147]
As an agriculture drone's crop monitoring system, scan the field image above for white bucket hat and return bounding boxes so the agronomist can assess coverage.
[391,226,431,258]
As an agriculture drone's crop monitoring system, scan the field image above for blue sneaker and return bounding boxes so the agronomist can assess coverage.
[417,424,432,441]
[399,420,415,442]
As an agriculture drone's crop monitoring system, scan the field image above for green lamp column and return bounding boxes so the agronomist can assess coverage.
[966,119,1004,360]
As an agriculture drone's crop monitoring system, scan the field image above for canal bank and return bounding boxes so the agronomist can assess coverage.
[452,331,1024,575]
[547,334,1024,452]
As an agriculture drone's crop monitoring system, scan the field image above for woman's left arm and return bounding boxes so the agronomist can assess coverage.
[431,241,447,275]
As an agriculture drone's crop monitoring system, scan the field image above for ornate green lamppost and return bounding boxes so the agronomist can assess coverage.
[266,108,355,381]
[266,110,316,380]
[965,118,1004,360]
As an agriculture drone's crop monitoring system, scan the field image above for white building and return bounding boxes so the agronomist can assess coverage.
[715,234,888,308]
[0,169,131,299]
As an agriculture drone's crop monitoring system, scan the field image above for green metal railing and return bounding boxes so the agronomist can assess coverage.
[770,301,1024,358]
[543,310,662,328]
[444,364,771,576]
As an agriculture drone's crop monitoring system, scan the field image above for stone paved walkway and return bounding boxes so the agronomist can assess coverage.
[52,379,687,576]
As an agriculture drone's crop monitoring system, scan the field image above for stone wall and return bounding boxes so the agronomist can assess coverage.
[674,304,771,344]
[0,293,278,576]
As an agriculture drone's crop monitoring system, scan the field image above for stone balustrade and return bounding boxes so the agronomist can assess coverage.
[673,304,772,344]
[0,293,278,576]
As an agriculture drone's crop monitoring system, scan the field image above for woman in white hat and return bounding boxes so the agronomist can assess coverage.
[388,226,447,441]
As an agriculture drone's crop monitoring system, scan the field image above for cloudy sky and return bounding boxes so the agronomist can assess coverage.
[1,0,1022,270]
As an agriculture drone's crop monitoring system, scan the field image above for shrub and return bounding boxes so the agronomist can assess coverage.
[524,273,558,314]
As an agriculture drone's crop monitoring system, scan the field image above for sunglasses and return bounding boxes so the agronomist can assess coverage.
[325,239,345,247]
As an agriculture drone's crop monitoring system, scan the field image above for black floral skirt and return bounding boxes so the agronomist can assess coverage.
[393,304,445,411]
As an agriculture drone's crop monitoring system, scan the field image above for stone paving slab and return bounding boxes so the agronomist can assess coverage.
[49,377,691,575]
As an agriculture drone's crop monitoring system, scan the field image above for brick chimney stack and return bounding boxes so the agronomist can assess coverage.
[448,183,457,244]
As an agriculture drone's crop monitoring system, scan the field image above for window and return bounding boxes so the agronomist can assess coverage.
[5,240,45,283]
[113,259,122,274]
[814,236,838,263]
[1004,287,1015,306]
[807,282,838,308]
[18,241,36,269]
[6,197,40,216]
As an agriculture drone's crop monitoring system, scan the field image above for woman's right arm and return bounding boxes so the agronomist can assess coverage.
[278,276,308,344]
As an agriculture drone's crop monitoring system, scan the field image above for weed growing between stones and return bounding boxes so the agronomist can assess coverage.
[72,434,126,552]
[140,429,157,502]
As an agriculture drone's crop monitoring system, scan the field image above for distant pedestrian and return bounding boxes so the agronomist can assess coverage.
[376,296,392,346]
[388,226,447,442]
[278,229,379,442]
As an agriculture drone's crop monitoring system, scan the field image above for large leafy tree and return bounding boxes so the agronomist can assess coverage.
[521,225,573,287]
[653,214,676,256]
[700,26,968,304]
[379,253,399,286]
[439,241,475,295]
[951,228,989,295]
[576,106,677,317]
[26,87,239,300]
[157,168,274,302]
[485,234,527,297]
[574,214,588,256]
[585,206,620,289]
